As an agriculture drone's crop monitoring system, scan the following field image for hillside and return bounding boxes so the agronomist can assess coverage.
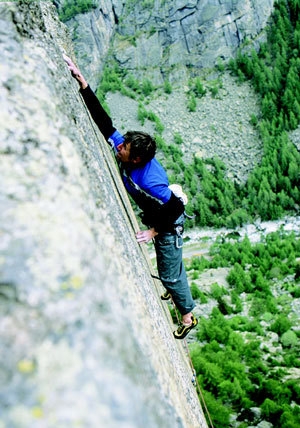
[105,71,262,184]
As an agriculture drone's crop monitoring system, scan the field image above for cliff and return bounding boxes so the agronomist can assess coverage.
[0,1,207,427]
[63,0,274,88]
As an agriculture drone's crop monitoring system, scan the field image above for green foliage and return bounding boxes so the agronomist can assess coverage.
[249,293,277,317]
[186,255,211,273]
[193,77,206,98]
[193,313,257,409]
[209,85,219,97]
[217,297,233,315]
[210,283,228,300]
[147,111,164,133]
[281,330,298,347]
[186,156,242,228]
[270,314,293,336]
[154,134,168,152]
[213,230,300,294]
[123,0,154,14]
[230,290,243,313]
[201,390,231,428]
[291,285,300,298]
[98,63,158,102]
[125,74,140,92]
[98,63,125,95]
[280,404,300,428]
[187,76,207,104]
[230,0,300,220]
[163,80,172,94]
[227,263,252,293]
[190,282,207,302]
[225,208,251,229]
[197,308,232,344]
[141,0,155,8]
[141,78,154,96]
[216,58,226,72]
[261,398,282,423]
[137,103,148,125]
[57,0,97,22]
[190,229,300,426]
[173,132,183,145]
[250,113,259,127]
[187,93,197,112]
[137,105,164,133]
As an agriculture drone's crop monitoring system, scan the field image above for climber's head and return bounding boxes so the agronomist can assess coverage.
[117,131,156,166]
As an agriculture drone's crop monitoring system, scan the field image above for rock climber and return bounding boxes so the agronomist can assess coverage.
[63,54,197,339]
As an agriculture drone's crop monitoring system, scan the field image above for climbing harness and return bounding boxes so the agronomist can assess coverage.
[175,224,184,249]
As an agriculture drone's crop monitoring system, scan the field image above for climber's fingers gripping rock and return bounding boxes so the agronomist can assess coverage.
[63,53,88,89]
[63,54,80,78]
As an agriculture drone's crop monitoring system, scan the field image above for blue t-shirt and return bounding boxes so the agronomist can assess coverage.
[109,130,172,204]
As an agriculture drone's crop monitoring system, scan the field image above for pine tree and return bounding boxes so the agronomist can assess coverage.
[289,111,298,129]
[256,177,276,219]
[289,0,300,26]
[262,93,278,120]
[196,194,213,226]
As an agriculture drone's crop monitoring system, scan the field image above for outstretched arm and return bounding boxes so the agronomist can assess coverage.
[63,54,116,140]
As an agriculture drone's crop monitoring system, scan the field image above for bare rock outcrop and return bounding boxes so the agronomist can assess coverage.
[62,0,274,87]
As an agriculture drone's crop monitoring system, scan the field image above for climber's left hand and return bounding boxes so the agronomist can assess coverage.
[136,228,158,244]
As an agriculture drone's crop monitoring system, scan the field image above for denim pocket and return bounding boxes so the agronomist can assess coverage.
[154,234,182,283]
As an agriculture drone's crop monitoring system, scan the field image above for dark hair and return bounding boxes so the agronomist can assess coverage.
[123,131,156,165]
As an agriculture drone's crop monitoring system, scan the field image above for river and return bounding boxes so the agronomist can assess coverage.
[183,215,300,260]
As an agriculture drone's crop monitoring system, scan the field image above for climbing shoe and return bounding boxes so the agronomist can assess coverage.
[173,315,198,340]
[161,291,171,301]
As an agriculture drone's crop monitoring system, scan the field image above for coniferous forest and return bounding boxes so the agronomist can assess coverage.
[185,2,300,426]
[185,226,300,428]
[162,0,300,229]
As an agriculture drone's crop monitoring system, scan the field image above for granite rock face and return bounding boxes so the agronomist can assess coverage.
[0,2,207,427]
[64,0,116,89]
[62,0,274,87]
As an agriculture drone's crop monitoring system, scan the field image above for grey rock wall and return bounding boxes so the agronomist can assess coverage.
[63,0,274,88]
[65,0,116,89]
[0,2,207,427]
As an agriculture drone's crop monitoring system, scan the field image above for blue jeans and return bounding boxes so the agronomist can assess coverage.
[154,231,195,316]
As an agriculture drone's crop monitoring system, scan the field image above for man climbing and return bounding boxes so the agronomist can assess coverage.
[63,54,197,339]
